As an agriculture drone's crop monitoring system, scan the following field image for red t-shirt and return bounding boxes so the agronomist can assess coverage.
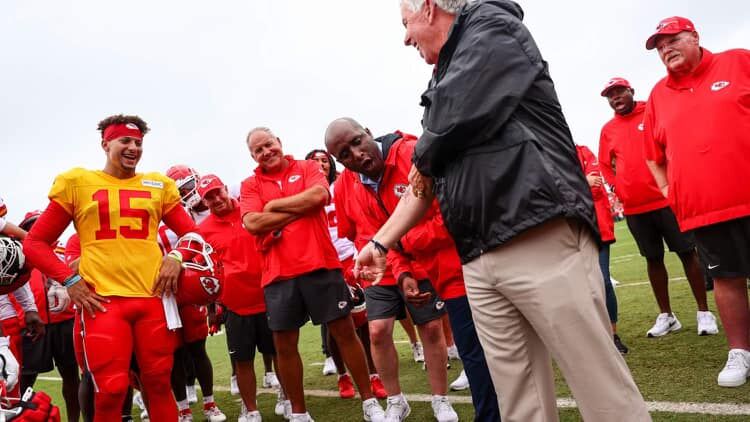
[199,201,265,315]
[598,101,670,215]
[644,49,750,231]
[335,133,466,300]
[240,157,341,287]
[576,145,615,243]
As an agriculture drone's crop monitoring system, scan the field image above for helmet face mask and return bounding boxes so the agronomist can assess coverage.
[174,233,222,306]
[166,165,201,209]
[0,237,25,287]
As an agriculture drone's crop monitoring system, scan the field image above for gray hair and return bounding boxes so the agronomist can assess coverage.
[401,0,467,14]
[245,126,276,143]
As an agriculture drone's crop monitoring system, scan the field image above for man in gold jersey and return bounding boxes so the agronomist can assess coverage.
[23,114,199,421]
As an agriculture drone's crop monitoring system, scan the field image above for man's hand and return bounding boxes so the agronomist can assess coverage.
[152,256,182,297]
[207,304,225,335]
[400,276,432,307]
[354,241,388,285]
[0,336,19,390]
[47,282,71,313]
[408,165,434,199]
[585,172,603,188]
[23,311,46,342]
[68,281,108,318]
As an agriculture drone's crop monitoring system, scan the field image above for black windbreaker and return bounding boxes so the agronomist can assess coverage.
[413,0,598,264]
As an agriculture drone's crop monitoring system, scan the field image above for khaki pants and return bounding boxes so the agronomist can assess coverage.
[462,218,650,422]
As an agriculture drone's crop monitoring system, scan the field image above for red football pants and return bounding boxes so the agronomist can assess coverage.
[81,297,177,422]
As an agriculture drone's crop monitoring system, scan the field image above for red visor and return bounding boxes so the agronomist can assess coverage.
[102,123,143,142]
[646,16,696,50]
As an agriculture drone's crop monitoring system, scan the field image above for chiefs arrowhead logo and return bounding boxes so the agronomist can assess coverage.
[199,276,221,295]
[199,178,213,188]
[710,81,730,92]
[435,301,445,311]
[393,184,408,197]
[637,123,645,131]
[125,123,139,130]
[288,175,301,183]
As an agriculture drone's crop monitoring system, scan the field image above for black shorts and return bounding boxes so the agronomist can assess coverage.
[225,310,275,362]
[364,279,446,325]
[626,207,695,259]
[693,216,750,279]
[263,269,352,331]
[22,318,77,375]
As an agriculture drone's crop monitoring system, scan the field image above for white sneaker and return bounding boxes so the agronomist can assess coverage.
[203,403,227,422]
[646,313,682,337]
[275,390,292,419]
[289,413,314,422]
[185,385,198,404]
[322,356,337,376]
[178,409,194,422]
[411,342,425,363]
[446,345,460,361]
[263,372,280,388]
[239,410,262,422]
[385,395,411,422]
[431,395,458,422]
[697,311,719,335]
[449,370,469,391]
[717,349,750,387]
[363,397,386,422]
[140,410,150,421]
[230,375,240,396]
[133,391,149,420]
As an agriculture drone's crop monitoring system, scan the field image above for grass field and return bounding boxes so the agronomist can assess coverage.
[31,221,750,421]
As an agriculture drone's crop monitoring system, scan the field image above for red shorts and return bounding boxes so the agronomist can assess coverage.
[178,305,208,345]
[81,297,177,395]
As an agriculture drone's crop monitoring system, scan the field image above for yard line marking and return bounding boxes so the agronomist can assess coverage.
[617,276,686,288]
[35,378,750,415]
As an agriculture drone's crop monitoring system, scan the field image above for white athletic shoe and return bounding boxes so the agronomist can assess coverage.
[178,409,194,422]
[363,397,386,422]
[275,390,292,419]
[431,395,459,422]
[646,313,682,337]
[322,356,337,376]
[411,342,425,363]
[446,345,460,361]
[132,391,149,420]
[203,403,227,422]
[384,395,411,422]
[263,371,280,388]
[289,413,314,422]
[186,384,198,404]
[449,370,470,391]
[717,349,750,387]
[230,375,240,396]
[238,409,262,422]
[697,311,719,335]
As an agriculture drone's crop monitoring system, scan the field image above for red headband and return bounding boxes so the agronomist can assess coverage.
[103,123,143,142]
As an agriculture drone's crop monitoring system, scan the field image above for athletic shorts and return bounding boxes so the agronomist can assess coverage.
[264,269,352,331]
[693,216,750,279]
[22,318,77,375]
[225,310,275,362]
[626,207,695,259]
[364,279,446,325]
[178,305,208,344]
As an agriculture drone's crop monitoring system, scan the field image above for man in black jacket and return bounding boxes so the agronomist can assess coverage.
[356,1,651,421]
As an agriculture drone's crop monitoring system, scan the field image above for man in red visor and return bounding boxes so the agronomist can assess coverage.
[23,114,199,420]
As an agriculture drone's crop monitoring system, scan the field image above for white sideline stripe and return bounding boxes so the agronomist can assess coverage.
[35,377,750,415]
[617,276,686,288]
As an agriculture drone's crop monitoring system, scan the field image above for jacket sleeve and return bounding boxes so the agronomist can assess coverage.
[414,14,545,176]
[400,204,454,254]
[387,249,413,283]
[333,177,356,242]
[598,130,617,190]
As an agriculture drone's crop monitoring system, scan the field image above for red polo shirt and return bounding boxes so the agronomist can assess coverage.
[576,145,615,243]
[335,133,466,300]
[240,157,341,287]
[598,101,670,215]
[644,48,750,231]
[199,201,265,315]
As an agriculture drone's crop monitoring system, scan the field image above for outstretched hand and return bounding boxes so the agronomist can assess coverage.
[354,241,388,285]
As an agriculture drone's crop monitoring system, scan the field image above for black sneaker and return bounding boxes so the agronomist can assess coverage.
[614,334,629,355]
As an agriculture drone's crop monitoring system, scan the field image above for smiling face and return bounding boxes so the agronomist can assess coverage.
[102,136,142,176]
[325,120,383,180]
[654,31,701,76]
[247,130,285,173]
[605,86,636,116]
[400,1,448,65]
[203,186,233,216]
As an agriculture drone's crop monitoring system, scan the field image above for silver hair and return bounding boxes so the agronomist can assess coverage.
[401,0,468,14]
[245,126,276,143]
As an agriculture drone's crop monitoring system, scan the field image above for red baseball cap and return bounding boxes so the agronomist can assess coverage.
[197,174,225,199]
[601,77,632,97]
[645,16,696,50]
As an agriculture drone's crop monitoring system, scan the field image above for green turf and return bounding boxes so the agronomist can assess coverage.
[29,220,750,420]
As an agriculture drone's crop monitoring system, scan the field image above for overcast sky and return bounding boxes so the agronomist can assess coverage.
[1,0,747,226]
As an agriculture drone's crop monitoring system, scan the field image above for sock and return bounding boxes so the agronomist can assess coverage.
[369,373,379,380]
[177,399,190,411]
[203,395,214,404]
[388,393,404,402]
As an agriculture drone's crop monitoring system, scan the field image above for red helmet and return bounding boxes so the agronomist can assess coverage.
[0,237,29,295]
[0,382,61,421]
[174,233,222,306]
[166,165,201,209]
